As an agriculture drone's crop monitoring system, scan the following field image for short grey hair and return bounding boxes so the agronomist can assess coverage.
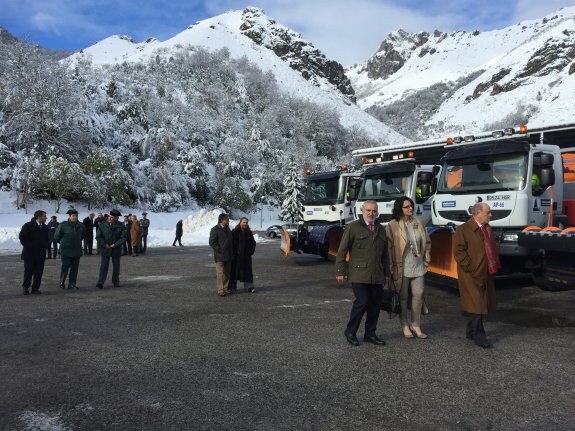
[361,200,378,211]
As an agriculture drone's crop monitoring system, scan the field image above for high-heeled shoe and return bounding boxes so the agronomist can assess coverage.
[410,326,428,339]
[403,326,414,339]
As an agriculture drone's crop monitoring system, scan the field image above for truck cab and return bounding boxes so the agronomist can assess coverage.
[355,162,436,225]
[431,130,566,275]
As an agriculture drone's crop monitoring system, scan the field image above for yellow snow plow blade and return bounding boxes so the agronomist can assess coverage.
[280,227,291,256]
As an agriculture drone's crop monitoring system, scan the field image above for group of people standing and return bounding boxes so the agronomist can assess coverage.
[337,197,499,349]
[209,214,256,296]
[19,208,151,293]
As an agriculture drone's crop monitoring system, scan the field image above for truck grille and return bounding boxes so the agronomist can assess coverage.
[438,210,511,222]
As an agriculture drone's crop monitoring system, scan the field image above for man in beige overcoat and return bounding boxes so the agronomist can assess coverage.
[454,202,499,348]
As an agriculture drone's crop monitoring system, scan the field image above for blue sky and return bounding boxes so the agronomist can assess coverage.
[1,0,573,65]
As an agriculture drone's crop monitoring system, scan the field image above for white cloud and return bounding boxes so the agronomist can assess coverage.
[30,12,62,34]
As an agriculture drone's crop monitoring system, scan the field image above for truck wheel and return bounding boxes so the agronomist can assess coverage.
[269,232,277,238]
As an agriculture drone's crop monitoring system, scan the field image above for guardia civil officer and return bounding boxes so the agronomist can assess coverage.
[96,209,126,289]
[54,208,85,289]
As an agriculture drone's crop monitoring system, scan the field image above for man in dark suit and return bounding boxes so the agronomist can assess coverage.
[82,213,95,255]
[19,210,49,295]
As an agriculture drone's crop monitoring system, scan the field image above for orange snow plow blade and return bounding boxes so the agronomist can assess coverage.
[327,228,344,257]
[427,227,458,280]
[280,228,291,256]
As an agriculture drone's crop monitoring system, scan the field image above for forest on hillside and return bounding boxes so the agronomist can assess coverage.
[0,40,380,217]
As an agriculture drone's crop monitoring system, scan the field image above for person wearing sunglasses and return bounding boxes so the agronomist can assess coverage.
[386,196,431,339]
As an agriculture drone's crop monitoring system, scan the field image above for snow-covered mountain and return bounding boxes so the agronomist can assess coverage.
[347,6,575,139]
[67,7,408,145]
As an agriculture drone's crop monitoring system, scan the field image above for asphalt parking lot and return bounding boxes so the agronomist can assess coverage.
[0,243,574,430]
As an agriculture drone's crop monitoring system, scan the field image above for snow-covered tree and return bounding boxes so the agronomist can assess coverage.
[280,157,303,222]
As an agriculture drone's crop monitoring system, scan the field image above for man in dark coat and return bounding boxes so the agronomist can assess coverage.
[209,213,233,296]
[46,215,59,259]
[19,210,49,295]
[96,209,126,289]
[82,213,95,255]
[173,219,184,246]
[454,202,499,348]
[230,217,257,293]
[139,212,150,253]
[336,200,391,346]
[122,215,133,256]
[54,208,85,289]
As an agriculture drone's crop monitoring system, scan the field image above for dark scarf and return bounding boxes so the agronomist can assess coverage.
[481,224,501,275]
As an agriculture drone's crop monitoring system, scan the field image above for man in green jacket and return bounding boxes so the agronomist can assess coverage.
[95,209,126,289]
[54,208,84,289]
[336,200,391,346]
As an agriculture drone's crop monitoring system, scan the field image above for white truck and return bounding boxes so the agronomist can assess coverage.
[429,124,575,281]
[351,141,446,226]
[281,165,362,259]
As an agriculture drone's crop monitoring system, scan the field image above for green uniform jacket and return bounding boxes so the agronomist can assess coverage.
[336,219,391,284]
[96,221,127,257]
[54,221,84,258]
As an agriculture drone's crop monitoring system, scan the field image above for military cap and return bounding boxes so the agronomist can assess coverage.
[66,208,78,215]
[109,209,122,217]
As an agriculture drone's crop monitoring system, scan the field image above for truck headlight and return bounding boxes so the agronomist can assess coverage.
[502,233,519,242]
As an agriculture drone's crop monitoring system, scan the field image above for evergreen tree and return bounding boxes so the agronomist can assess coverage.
[280,158,303,222]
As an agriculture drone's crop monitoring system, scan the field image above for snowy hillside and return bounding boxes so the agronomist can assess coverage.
[348,6,575,137]
[68,7,408,145]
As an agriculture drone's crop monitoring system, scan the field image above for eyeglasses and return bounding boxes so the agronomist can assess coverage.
[402,205,414,209]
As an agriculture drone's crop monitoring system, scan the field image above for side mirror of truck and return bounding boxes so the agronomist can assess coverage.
[421,184,431,197]
[432,165,440,177]
[539,168,555,188]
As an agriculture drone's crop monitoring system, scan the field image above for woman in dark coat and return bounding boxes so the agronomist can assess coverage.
[230,217,256,293]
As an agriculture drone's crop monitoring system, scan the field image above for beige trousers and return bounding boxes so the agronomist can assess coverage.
[215,261,231,295]
[400,275,425,326]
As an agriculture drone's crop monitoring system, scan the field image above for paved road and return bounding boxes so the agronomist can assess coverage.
[1,243,573,430]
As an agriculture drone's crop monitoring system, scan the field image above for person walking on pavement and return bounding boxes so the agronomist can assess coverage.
[96,209,127,289]
[453,202,500,348]
[386,196,432,339]
[173,219,184,247]
[82,213,95,255]
[139,212,150,253]
[19,210,49,295]
[130,215,142,256]
[230,217,257,293]
[336,200,391,346]
[209,213,233,296]
[46,215,59,259]
[54,208,85,290]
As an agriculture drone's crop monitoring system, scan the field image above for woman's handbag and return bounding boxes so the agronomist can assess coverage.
[381,280,401,314]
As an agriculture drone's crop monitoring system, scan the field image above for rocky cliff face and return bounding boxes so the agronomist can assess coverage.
[239,7,355,101]
[348,6,575,136]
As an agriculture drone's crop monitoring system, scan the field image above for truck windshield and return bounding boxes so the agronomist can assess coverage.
[303,177,343,204]
[437,153,529,193]
[359,172,413,201]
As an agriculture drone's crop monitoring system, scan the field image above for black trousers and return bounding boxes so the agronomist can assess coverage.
[142,235,147,252]
[466,314,487,341]
[23,259,46,291]
[345,283,383,337]
[47,241,58,258]
[173,235,182,246]
[84,236,93,255]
